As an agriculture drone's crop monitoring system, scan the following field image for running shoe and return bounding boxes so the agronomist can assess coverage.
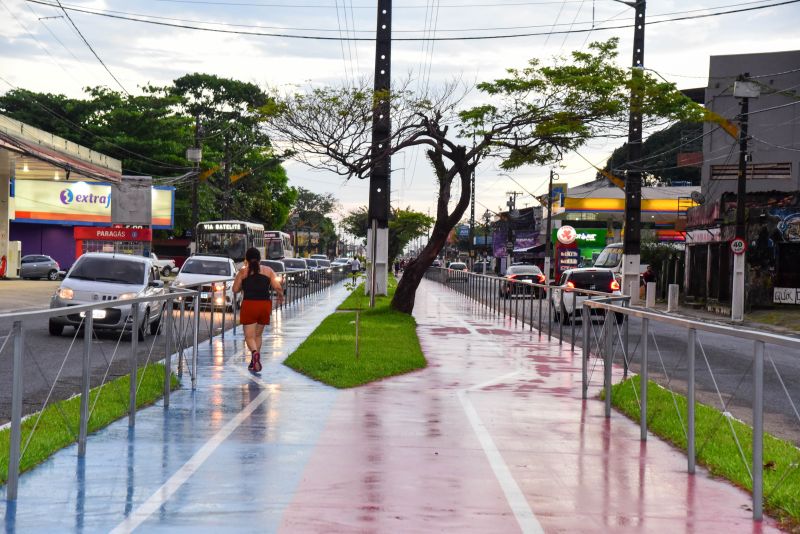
[248,350,255,371]
[253,351,262,373]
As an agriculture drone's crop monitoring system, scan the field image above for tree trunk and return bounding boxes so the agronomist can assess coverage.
[391,227,449,314]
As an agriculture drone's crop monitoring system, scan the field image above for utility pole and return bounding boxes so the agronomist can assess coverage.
[222,133,231,220]
[367,0,392,307]
[190,116,203,233]
[469,163,476,267]
[544,169,557,282]
[621,0,646,304]
[731,74,759,322]
[505,191,523,268]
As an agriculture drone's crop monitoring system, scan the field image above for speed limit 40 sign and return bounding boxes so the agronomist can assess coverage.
[731,237,747,255]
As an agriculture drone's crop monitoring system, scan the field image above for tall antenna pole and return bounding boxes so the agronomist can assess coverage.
[368,0,392,307]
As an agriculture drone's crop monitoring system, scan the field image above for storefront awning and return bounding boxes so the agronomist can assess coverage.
[0,114,121,183]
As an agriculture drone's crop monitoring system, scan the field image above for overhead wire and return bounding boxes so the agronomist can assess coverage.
[333,0,353,84]
[544,0,568,46]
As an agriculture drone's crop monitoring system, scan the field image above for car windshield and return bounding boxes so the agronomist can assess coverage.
[68,257,145,285]
[261,260,285,272]
[568,271,615,290]
[450,263,466,269]
[507,265,541,275]
[317,260,331,267]
[306,259,318,267]
[594,246,623,268]
[283,259,306,269]
[181,259,231,276]
[334,258,350,263]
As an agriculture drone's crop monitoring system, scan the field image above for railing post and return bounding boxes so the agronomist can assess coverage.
[209,296,215,340]
[529,287,534,331]
[687,327,696,474]
[192,292,200,390]
[547,289,553,340]
[79,313,93,456]
[582,306,589,400]
[178,297,185,377]
[129,303,139,427]
[538,288,543,335]
[640,317,649,441]
[558,292,564,345]
[221,290,226,339]
[604,311,613,418]
[753,340,764,522]
[571,291,577,351]
[7,320,24,500]
[232,289,238,335]
[164,297,173,408]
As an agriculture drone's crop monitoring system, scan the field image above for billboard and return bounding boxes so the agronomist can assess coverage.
[12,179,174,229]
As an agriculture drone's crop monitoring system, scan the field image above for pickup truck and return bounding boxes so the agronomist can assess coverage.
[150,253,176,276]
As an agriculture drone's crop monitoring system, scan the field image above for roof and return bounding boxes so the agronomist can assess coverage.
[0,114,122,183]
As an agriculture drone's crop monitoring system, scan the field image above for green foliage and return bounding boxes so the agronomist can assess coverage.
[611,376,800,524]
[341,207,433,262]
[285,278,426,388]
[0,364,177,484]
[285,188,339,254]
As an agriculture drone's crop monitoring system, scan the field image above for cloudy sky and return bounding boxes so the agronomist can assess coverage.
[1,0,798,221]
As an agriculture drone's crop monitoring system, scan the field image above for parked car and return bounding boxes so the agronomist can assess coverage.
[500,264,546,298]
[150,253,176,277]
[472,261,492,275]
[549,268,623,324]
[316,259,333,279]
[432,259,443,268]
[283,258,310,286]
[305,258,322,282]
[260,259,286,285]
[20,254,60,280]
[172,255,238,309]
[446,262,468,282]
[49,253,166,340]
[310,254,329,261]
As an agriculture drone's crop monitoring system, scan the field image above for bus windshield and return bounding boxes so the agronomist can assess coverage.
[594,245,623,269]
[197,231,247,262]
[266,238,284,260]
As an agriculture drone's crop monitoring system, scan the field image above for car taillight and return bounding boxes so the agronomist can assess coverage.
[507,274,517,279]
[566,281,575,289]
[55,261,60,270]
[537,274,545,283]
[610,280,620,291]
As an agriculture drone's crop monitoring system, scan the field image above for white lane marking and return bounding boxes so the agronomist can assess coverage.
[448,313,544,533]
[109,388,271,534]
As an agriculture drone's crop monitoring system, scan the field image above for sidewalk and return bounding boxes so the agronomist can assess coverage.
[1,279,782,532]
[651,301,800,337]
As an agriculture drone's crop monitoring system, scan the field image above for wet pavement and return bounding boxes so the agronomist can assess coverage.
[0,279,782,532]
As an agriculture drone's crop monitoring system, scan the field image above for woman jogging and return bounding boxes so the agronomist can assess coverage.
[233,247,285,372]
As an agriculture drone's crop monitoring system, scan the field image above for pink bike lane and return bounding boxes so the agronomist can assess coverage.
[280,278,781,533]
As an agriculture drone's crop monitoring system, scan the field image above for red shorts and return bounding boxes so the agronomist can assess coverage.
[240,299,272,325]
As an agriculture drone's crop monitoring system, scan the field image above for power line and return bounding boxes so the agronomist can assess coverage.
[51,0,130,95]
[25,0,800,41]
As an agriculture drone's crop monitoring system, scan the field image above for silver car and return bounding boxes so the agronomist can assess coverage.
[21,255,61,280]
[49,253,167,340]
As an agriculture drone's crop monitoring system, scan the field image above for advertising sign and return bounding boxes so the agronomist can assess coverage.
[552,227,607,262]
[556,246,580,275]
[774,287,800,305]
[12,179,174,228]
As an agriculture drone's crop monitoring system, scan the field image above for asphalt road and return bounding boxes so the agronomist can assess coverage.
[439,274,800,445]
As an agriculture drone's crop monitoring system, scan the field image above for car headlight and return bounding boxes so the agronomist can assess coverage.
[119,292,138,300]
[57,287,74,300]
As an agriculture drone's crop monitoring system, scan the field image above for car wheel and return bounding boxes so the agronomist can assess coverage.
[615,312,625,325]
[551,302,560,322]
[137,309,149,341]
[149,308,162,335]
[47,269,59,281]
[161,266,172,277]
[48,320,64,336]
[560,303,571,325]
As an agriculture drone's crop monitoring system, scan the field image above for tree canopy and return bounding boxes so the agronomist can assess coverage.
[264,39,701,314]
[341,206,434,262]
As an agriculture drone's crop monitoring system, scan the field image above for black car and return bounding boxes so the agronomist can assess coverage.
[282,258,310,286]
[500,264,546,298]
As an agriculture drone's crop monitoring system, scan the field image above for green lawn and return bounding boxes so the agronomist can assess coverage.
[1,363,178,484]
[337,276,398,311]
[611,376,800,526]
[286,276,427,388]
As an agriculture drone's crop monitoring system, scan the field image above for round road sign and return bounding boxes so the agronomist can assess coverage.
[730,238,747,255]
[557,225,577,245]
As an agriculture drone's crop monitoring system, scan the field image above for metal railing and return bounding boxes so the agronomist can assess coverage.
[0,264,350,502]
[426,266,800,523]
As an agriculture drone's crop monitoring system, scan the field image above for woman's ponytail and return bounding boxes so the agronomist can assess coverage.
[245,247,261,276]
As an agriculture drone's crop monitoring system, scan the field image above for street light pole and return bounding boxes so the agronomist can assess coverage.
[544,169,557,282]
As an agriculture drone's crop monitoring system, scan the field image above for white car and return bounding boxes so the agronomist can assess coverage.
[150,253,176,277]
[49,253,167,340]
[549,268,623,325]
[172,255,238,309]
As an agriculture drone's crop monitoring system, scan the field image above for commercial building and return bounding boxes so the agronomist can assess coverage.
[0,114,174,276]
[684,50,800,310]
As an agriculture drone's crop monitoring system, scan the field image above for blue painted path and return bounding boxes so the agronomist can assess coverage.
[1,284,350,533]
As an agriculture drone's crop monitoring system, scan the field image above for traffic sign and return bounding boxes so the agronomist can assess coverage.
[731,237,747,255]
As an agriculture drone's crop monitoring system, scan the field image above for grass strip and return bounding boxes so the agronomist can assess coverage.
[611,375,800,525]
[287,276,426,388]
[0,364,178,484]
[337,275,398,311]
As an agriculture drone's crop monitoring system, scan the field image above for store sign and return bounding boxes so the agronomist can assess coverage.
[557,226,577,244]
[74,226,152,241]
[774,287,800,305]
[13,179,173,228]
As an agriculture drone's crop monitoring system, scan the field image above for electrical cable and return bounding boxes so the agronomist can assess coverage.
[51,0,130,95]
[544,0,568,46]
[25,0,800,41]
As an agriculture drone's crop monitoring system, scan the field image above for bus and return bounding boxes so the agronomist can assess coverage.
[195,220,265,264]
[265,230,294,260]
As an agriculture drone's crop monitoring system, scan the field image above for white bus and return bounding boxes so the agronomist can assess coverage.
[265,230,294,260]
[195,220,265,264]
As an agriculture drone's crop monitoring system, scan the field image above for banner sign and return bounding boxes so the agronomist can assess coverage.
[12,179,173,228]
[74,226,152,241]
[774,287,800,305]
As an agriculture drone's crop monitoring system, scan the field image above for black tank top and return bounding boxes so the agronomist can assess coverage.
[242,272,271,301]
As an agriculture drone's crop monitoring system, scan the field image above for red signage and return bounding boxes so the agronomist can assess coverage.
[74,226,152,241]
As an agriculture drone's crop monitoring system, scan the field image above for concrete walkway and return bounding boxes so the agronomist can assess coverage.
[1,279,782,532]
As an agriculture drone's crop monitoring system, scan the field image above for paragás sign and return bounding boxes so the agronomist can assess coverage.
[557,225,577,245]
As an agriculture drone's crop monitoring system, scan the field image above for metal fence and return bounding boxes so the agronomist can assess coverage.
[0,264,349,501]
[426,266,800,523]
